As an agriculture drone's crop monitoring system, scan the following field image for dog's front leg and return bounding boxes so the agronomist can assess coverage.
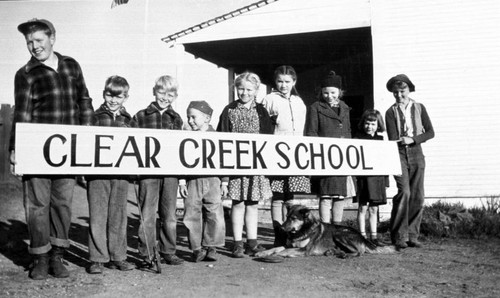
[255,246,286,257]
[276,248,306,258]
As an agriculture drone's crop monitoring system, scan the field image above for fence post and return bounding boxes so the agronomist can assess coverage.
[0,104,13,182]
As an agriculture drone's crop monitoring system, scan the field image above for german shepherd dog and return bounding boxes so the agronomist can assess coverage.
[255,205,396,259]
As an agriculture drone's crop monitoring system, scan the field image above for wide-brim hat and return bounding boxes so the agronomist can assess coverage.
[18,18,56,35]
[386,74,415,92]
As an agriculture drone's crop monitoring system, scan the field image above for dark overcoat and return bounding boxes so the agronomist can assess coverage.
[305,99,351,196]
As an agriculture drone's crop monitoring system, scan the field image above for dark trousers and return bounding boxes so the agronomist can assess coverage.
[137,177,179,257]
[390,145,426,242]
[23,176,75,255]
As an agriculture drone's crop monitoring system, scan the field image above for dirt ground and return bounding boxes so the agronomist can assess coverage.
[1,176,500,298]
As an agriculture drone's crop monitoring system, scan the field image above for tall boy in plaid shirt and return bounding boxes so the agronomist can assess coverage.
[86,76,136,274]
[133,75,184,266]
[9,18,94,280]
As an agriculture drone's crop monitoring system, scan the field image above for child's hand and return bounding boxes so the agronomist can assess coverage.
[399,136,415,145]
[221,185,228,198]
[179,185,188,199]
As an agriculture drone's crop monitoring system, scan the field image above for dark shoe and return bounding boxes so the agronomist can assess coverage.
[29,254,49,280]
[138,259,154,270]
[245,243,266,256]
[232,242,245,258]
[205,247,218,262]
[49,246,69,278]
[88,262,103,274]
[108,260,135,271]
[407,240,423,248]
[163,254,184,265]
[395,240,408,251]
[371,239,382,247]
[192,249,207,263]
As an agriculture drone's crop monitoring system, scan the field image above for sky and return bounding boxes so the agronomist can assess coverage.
[0,0,258,116]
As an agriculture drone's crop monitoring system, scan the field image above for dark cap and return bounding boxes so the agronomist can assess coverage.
[187,100,213,116]
[386,74,415,92]
[18,18,56,35]
[321,71,342,89]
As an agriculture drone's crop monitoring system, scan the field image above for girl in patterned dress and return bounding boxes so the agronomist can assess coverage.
[217,72,274,257]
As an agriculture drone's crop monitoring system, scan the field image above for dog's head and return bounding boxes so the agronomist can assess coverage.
[282,205,318,234]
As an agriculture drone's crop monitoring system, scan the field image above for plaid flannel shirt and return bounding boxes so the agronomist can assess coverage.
[92,104,136,128]
[9,52,94,151]
[132,102,183,130]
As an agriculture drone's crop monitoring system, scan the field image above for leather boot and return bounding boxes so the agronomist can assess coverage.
[49,246,69,278]
[29,253,49,280]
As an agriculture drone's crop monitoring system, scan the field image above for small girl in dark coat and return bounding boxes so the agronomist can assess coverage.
[305,71,352,224]
[354,109,389,245]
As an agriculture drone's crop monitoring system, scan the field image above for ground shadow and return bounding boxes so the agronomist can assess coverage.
[0,194,278,269]
[67,216,90,268]
[0,219,30,270]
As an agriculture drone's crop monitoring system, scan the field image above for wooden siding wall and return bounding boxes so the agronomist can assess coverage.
[371,0,500,199]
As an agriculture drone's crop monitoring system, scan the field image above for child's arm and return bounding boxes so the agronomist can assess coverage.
[304,104,319,136]
[221,177,229,198]
[179,179,188,199]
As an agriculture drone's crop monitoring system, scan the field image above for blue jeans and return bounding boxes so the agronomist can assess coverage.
[23,175,75,255]
[183,177,225,251]
[87,177,129,262]
[137,176,178,257]
[390,145,426,243]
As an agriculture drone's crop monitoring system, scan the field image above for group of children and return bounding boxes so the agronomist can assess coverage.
[86,66,391,274]
[12,18,432,281]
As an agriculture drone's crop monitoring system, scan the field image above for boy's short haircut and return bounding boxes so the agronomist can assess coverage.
[154,75,179,95]
[104,75,130,97]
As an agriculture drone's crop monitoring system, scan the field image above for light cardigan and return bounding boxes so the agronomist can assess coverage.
[262,91,307,136]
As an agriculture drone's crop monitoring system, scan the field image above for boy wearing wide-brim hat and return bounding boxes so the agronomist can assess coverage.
[385,74,435,250]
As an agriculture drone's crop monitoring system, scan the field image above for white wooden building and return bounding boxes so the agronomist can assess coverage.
[162,0,500,210]
[1,0,499,213]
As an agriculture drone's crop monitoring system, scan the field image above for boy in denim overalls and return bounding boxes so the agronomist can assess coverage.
[179,101,226,262]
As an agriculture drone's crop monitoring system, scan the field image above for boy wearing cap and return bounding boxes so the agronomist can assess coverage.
[10,18,94,280]
[179,101,226,262]
[385,74,434,250]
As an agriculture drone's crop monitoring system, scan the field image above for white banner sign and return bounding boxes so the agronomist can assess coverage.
[14,123,402,176]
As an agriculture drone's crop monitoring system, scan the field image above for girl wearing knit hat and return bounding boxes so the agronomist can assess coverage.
[305,71,353,225]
